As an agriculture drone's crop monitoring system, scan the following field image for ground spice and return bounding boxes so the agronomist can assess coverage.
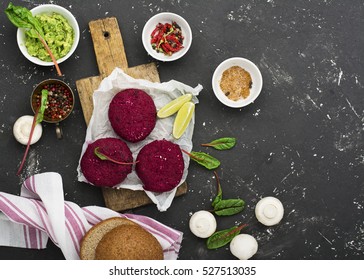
[220,66,252,101]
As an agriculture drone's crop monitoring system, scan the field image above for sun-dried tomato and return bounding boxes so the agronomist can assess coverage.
[150,21,184,56]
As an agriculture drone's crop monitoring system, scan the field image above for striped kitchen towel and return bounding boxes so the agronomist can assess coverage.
[0,172,183,260]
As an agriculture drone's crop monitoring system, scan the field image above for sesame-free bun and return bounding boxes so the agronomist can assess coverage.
[80,217,163,260]
[95,224,164,260]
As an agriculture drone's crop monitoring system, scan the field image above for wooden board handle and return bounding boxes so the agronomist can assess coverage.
[89,17,128,77]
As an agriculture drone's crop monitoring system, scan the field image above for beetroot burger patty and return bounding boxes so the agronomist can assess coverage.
[136,139,184,192]
[108,89,156,143]
[81,138,133,187]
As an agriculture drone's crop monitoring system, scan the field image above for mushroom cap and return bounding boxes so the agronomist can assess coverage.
[255,196,284,226]
[230,234,258,260]
[189,210,217,238]
[13,115,42,145]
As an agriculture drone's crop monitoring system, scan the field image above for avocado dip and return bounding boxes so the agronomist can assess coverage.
[25,13,74,62]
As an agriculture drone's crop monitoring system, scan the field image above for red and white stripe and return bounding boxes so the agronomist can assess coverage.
[0,172,183,260]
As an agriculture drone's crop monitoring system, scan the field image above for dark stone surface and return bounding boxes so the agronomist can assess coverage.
[0,0,363,260]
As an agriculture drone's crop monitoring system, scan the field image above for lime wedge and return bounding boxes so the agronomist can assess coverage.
[157,93,193,118]
[173,101,195,139]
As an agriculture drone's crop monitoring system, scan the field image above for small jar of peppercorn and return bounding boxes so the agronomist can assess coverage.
[31,79,74,138]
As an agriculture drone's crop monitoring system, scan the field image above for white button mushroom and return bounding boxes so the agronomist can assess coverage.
[189,210,217,238]
[13,115,42,145]
[230,234,258,260]
[255,196,284,226]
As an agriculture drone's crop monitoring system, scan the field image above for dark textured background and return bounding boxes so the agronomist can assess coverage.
[0,0,363,260]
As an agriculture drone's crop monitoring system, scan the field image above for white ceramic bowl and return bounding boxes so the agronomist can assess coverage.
[16,4,80,66]
[142,12,192,62]
[212,57,263,108]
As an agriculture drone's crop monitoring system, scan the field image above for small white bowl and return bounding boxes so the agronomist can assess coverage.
[16,4,80,66]
[212,57,263,108]
[142,12,192,62]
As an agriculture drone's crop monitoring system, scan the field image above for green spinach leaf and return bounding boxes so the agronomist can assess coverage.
[201,137,236,150]
[190,151,220,169]
[94,147,136,165]
[5,2,62,76]
[182,149,220,170]
[16,89,48,175]
[207,224,247,249]
[36,89,48,123]
[5,2,44,37]
[214,199,245,216]
[211,171,245,216]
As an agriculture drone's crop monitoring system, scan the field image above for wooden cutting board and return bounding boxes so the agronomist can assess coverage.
[75,17,187,212]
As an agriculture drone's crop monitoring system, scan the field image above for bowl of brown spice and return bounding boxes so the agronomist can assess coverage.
[212,57,263,108]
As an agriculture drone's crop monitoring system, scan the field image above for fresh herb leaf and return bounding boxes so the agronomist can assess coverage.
[214,199,245,216]
[211,171,245,216]
[5,2,62,76]
[189,151,220,170]
[201,137,236,150]
[36,89,48,123]
[211,184,222,208]
[94,147,110,161]
[5,2,43,35]
[211,171,223,208]
[94,147,136,165]
[207,224,247,249]
[181,149,220,170]
[16,90,48,175]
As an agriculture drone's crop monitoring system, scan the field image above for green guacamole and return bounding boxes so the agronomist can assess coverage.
[25,13,74,62]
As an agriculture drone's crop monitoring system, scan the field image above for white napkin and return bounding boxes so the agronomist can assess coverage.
[77,67,203,211]
[0,172,183,260]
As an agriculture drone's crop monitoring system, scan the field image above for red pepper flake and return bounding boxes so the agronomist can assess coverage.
[150,21,184,56]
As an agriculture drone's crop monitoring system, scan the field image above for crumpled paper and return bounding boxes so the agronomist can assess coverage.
[77,68,203,211]
[0,172,183,260]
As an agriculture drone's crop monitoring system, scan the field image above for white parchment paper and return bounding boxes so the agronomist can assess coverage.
[77,68,203,211]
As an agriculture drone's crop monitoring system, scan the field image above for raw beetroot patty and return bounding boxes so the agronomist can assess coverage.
[108,89,156,143]
[136,139,184,193]
[81,138,133,187]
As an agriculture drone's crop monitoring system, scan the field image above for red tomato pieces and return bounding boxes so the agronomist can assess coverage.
[150,21,184,56]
